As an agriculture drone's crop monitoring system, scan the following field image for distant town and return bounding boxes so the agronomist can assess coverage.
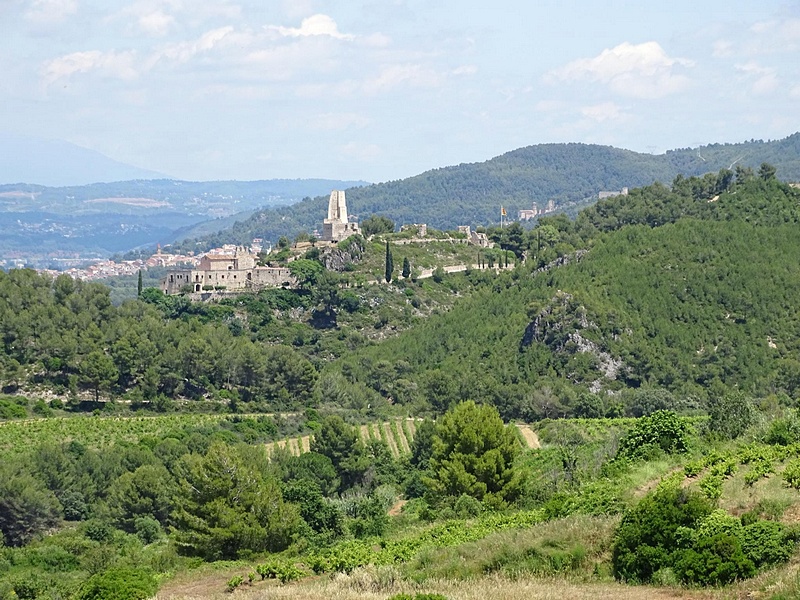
[33,242,266,282]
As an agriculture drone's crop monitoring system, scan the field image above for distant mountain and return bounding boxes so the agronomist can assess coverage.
[0,178,368,263]
[0,133,168,186]
[170,134,800,253]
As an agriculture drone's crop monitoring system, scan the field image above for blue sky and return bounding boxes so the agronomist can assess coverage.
[1,0,798,182]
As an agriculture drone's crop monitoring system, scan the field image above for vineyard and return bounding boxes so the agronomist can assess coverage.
[266,419,419,458]
[265,420,541,458]
[0,413,541,458]
[0,413,295,454]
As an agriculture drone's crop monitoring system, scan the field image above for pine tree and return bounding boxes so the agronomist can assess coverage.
[402,256,411,278]
[385,241,394,283]
[137,270,143,297]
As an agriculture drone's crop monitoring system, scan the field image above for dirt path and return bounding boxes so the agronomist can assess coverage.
[388,499,408,516]
[516,424,541,449]
[359,424,372,443]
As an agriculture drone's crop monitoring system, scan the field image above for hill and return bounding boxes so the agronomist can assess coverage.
[0,132,168,186]
[170,134,800,253]
[329,172,800,418]
[0,178,367,264]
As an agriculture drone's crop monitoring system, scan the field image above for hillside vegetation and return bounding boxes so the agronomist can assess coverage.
[330,171,800,420]
[5,157,800,600]
[170,134,800,253]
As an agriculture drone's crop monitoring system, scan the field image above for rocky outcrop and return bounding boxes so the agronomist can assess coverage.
[521,290,624,390]
[321,235,365,272]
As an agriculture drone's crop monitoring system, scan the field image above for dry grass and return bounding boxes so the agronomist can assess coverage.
[159,572,721,600]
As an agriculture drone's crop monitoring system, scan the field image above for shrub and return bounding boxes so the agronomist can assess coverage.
[226,575,244,592]
[77,568,159,600]
[698,474,724,500]
[783,458,800,489]
[612,484,712,583]
[617,411,689,460]
[741,520,795,567]
[673,533,755,586]
[707,392,756,439]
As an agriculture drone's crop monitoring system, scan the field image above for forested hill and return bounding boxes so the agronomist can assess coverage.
[329,172,800,420]
[169,134,800,253]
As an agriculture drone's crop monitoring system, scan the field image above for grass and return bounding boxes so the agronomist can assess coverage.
[403,514,617,583]
[156,572,722,600]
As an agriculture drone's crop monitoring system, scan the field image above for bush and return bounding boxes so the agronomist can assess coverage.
[77,568,158,600]
[226,575,244,592]
[612,484,712,583]
[673,533,755,586]
[617,411,689,460]
[783,458,800,489]
[741,520,796,567]
[707,392,756,439]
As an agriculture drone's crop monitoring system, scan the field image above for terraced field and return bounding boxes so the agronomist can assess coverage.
[266,419,539,458]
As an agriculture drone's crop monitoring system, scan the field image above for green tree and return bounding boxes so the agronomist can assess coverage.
[313,270,341,315]
[707,391,756,439]
[173,442,300,559]
[0,460,62,546]
[310,415,369,491]
[80,350,118,402]
[288,258,324,290]
[402,256,411,278]
[385,241,394,283]
[361,215,395,237]
[137,270,143,297]
[612,483,712,583]
[107,464,177,532]
[759,162,777,181]
[426,401,522,504]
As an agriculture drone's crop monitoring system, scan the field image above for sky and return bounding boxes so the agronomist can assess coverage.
[1,0,798,183]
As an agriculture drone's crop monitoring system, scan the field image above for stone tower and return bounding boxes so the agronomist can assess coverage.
[322,190,360,242]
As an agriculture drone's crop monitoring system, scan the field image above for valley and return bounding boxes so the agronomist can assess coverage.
[1,146,800,600]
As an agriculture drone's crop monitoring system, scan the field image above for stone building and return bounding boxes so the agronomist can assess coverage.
[457,225,492,247]
[322,190,361,242]
[160,246,295,294]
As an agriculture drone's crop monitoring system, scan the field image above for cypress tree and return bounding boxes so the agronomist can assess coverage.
[137,270,143,297]
[402,256,411,278]
[385,241,394,283]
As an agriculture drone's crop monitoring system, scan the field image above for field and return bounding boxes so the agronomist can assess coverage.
[265,420,541,458]
[0,413,294,454]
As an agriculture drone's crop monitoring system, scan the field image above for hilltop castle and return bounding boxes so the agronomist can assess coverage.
[322,190,360,242]
[160,190,361,295]
[160,246,294,294]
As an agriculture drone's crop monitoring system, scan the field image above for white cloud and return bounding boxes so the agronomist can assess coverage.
[42,50,138,85]
[580,102,626,122]
[548,41,693,99]
[25,0,77,26]
[362,64,442,94]
[791,84,800,99]
[151,26,235,65]
[751,18,800,46]
[137,10,175,36]
[272,14,354,41]
[736,61,779,95]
